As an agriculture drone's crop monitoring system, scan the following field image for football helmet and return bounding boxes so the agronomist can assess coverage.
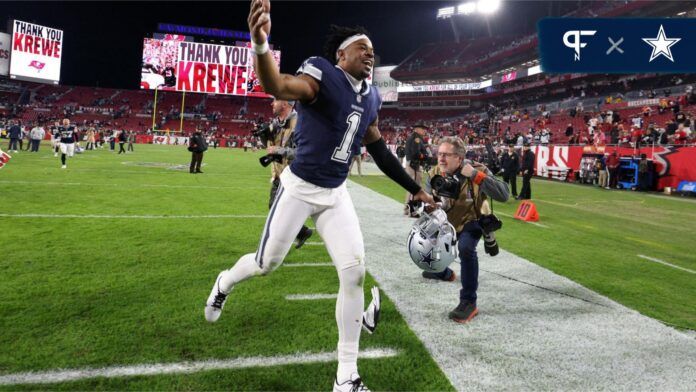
[407,209,458,273]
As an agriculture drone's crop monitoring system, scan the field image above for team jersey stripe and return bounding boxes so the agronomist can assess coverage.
[299,64,323,81]
[256,184,285,268]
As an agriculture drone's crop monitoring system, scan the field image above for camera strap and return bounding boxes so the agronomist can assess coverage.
[469,178,483,220]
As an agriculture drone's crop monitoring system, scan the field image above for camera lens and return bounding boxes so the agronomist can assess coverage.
[430,175,445,190]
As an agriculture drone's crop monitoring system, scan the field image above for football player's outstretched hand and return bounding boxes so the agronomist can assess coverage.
[413,189,435,207]
[248,0,271,45]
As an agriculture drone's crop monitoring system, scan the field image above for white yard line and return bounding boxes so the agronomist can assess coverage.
[645,193,696,203]
[0,348,398,386]
[0,180,264,190]
[496,211,550,228]
[285,294,338,301]
[637,254,696,274]
[347,180,696,391]
[0,214,266,219]
[303,242,325,246]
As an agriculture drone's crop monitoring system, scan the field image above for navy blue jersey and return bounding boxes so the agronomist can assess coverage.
[58,125,76,143]
[290,57,381,188]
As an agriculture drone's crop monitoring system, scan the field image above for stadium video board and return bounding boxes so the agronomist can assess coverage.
[141,37,281,97]
[0,32,10,76]
[9,20,63,85]
[372,65,400,102]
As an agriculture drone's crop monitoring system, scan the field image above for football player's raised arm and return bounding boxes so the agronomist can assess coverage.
[248,0,318,102]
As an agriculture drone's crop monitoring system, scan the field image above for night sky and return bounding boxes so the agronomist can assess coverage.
[0,1,571,89]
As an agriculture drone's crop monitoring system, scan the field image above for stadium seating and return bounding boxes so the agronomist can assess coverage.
[1,66,693,149]
[392,0,662,81]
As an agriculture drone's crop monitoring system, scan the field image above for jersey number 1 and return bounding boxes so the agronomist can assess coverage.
[332,111,361,163]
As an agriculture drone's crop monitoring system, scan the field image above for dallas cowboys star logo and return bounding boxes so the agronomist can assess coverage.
[417,248,436,268]
[642,25,681,63]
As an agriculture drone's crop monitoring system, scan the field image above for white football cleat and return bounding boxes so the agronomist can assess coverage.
[61,165,67,169]
[205,272,230,323]
[361,286,380,334]
[334,373,370,392]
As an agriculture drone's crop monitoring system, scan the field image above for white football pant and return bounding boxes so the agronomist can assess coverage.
[59,143,75,157]
[219,170,365,377]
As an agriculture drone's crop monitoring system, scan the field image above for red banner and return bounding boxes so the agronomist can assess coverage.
[532,145,696,190]
[141,38,280,97]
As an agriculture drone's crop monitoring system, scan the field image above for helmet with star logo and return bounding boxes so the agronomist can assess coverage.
[407,209,458,273]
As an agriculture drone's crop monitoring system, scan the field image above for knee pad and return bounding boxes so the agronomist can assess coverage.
[338,263,365,288]
[257,254,283,275]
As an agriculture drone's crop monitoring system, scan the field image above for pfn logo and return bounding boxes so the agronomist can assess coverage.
[563,30,596,61]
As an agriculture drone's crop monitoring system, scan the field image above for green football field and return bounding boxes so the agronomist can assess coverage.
[1,143,694,390]
[0,145,452,391]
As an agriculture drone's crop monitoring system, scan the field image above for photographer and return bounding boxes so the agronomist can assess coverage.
[499,144,519,198]
[188,128,208,173]
[518,142,535,199]
[264,98,313,249]
[403,124,430,216]
[423,136,509,324]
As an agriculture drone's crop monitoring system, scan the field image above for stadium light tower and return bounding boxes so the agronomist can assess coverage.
[457,2,477,15]
[437,6,456,19]
[477,0,502,15]
[437,1,503,41]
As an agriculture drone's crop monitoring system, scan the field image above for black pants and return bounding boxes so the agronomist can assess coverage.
[118,142,126,154]
[190,151,203,172]
[30,139,40,152]
[503,172,517,197]
[519,172,532,199]
[609,168,619,188]
[638,172,650,191]
[8,138,19,151]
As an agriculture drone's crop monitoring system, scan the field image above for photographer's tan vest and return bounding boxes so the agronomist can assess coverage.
[269,115,297,179]
[429,164,487,233]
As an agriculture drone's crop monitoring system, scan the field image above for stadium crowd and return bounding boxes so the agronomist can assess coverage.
[2,60,696,159]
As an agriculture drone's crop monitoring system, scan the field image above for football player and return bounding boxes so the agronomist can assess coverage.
[205,1,433,391]
[50,121,61,157]
[57,118,77,169]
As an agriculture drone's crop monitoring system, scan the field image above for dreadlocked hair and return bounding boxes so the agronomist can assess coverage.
[323,25,370,64]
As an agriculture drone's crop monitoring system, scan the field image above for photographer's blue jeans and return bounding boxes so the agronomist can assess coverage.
[433,224,482,304]
[457,229,482,304]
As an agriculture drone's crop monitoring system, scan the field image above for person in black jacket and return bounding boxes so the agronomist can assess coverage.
[518,142,535,200]
[117,130,127,154]
[403,124,430,215]
[500,145,520,198]
[188,129,208,173]
[7,120,21,153]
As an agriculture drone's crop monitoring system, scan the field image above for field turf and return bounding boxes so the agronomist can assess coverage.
[0,145,453,391]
